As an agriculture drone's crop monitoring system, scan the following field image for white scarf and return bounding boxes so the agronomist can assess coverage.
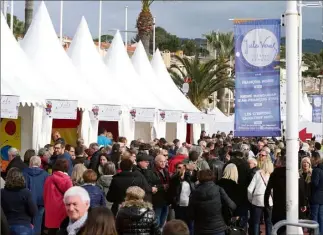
[66,212,88,235]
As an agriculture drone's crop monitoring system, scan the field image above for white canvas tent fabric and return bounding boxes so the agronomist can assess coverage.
[151,49,200,113]
[151,49,201,141]
[104,31,164,142]
[0,13,57,151]
[302,93,312,122]
[132,41,179,139]
[67,17,128,146]
[1,13,45,106]
[207,108,230,122]
[20,2,97,110]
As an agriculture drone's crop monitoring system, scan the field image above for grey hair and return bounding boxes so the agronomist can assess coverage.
[191,146,203,157]
[63,186,90,204]
[38,148,49,157]
[248,157,258,166]
[240,144,250,151]
[176,147,188,156]
[199,141,206,147]
[8,147,19,156]
[29,156,41,167]
[263,147,271,154]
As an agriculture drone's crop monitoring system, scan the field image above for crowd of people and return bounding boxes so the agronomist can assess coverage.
[1,128,323,235]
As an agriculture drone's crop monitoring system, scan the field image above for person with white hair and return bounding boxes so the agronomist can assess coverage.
[5,147,28,177]
[57,186,90,235]
[247,157,259,184]
[22,156,49,235]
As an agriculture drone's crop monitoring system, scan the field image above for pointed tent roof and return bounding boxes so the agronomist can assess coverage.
[20,2,97,109]
[67,17,127,106]
[151,49,200,113]
[207,107,230,122]
[103,31,160,108]
[0,13,45,106]
[131,41,175,110]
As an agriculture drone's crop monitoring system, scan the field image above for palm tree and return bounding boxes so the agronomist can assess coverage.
[24,0,33,35]
[136,0,154,54]
[6,14,25,38]
[168,55,234,110]
[204,31,234,112]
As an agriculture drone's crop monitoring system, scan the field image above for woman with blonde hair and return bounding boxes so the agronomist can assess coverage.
[248,160,274,235]
[217,163,239,223]
[299,157,312,219]
[71,164,87,186]
[116,186,160,235]
[257,150,272,169]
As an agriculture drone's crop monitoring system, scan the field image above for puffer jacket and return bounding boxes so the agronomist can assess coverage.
[81,184,106,208]
[116,200,161,235]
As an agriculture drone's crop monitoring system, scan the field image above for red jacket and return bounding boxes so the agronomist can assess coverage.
[43,171,73,228]
[168,154,188,175]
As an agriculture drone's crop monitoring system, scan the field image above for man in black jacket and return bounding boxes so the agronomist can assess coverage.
[205,149,224,183]
[5,148,28,178]
[106,159,152,216]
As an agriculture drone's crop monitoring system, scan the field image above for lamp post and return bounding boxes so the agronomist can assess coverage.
[285,1,300,234]
[297,1,322,119]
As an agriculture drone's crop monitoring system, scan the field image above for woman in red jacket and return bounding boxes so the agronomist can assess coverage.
[44,159,73,235]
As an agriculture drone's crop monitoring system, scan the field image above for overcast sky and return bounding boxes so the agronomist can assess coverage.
[12,1,322,40]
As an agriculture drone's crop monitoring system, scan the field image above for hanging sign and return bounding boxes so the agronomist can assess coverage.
[184,112,204,124]
[130,108,156,122]
[1,95,20,119]
[98,105,122,121]
[90,105,100,120]
[159,110,183,123]
[234,19,281,137]
[45,99,78,120]
[311,95,322,123]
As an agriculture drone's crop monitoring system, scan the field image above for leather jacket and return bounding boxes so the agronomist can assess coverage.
[116,201,161,235]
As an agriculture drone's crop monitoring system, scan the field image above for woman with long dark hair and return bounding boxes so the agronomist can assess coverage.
[80,207,117,235]
[110,144,121,170]
[1,167,37,235]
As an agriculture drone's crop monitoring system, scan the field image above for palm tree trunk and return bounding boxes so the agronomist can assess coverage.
[141,33,151,54]
[24,0,33,35]
[217,88,226,112]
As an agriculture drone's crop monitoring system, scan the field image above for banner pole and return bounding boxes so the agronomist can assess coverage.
[285,1,300,234]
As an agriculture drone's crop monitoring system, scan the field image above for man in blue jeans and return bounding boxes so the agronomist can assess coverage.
[23,156,49,235]
[152,155,170,228]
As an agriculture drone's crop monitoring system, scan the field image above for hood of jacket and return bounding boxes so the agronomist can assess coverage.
[317,163,323,170]
[97,175,113,187]
[23,167,46,177]
[51,171,70,190]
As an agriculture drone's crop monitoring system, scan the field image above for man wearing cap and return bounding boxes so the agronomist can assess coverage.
[133,152,158,202]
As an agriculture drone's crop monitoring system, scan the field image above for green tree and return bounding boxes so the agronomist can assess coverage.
[24,0,33,35]
[93,34,114,43]
[168,55,234,110]
[6,14,25,38]
[204,31,234,112]
[136,0,154,54]
[303,50,323,77]
[181,40,197,56]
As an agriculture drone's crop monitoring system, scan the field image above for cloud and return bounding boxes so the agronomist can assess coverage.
[11,1,322,40]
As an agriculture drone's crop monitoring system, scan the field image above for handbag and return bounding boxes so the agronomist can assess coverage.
[226,219,246,235]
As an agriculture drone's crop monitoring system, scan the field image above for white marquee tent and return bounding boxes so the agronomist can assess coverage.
[151,49,204,143]
[103,31,167,142]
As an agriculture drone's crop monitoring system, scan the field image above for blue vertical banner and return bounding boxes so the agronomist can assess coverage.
[234,19,281,137]
[311,95,322,123]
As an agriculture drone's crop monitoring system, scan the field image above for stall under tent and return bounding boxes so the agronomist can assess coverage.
[151,49,203,143]
[67,17,132,145]
[132,41,185,139]
[20,2,100,146]
[103,31,166,142]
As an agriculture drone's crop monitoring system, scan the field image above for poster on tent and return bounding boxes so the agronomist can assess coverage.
[98,105,122,121]
[184,112,203,124]
[233,19,281,137]
[130,108,155,122]
[159,110,183,123]
[311,95,322,123]
[45,99,78,120]
[1,95,20,119]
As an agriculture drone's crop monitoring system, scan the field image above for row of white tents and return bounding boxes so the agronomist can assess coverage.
[1,2,232,153]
